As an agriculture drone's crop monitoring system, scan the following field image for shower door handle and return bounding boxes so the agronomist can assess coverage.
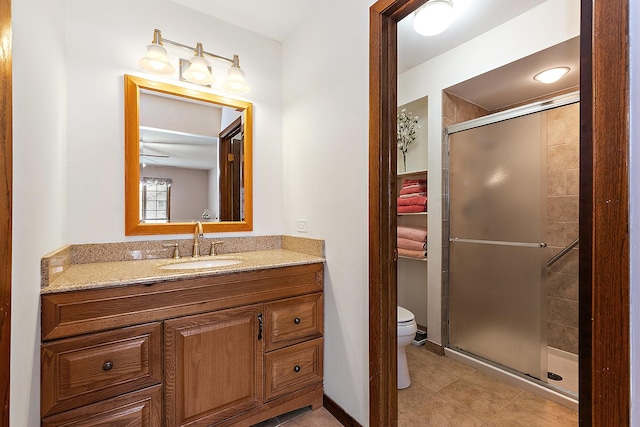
[449,238,546,248]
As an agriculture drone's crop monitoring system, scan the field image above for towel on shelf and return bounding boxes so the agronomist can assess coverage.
[399,179,427,196]
[399,186,427,196]
[397,226,427,241]
[398,195,427,206]
[398,248,427,259]
[399,192,427,199]
[397,237,427,251]
[398,205,428,214]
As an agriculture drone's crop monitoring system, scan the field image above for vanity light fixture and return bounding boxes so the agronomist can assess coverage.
[139,29,250,93]
[413,0,455,37]
[533,67,570,84]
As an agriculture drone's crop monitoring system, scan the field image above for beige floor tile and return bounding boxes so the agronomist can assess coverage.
[511,391,578,426]
[409,362,460,395]
[411,348,477,378]
[398,382,434,414]
[431,378,516,422]
[398,412,422,427]
[483,402,572,427]
[461,369,525,401]
[281,408,343,427]
[403,394,484,427]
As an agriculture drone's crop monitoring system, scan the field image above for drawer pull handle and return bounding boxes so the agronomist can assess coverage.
[294,365,301,373]
[102,361,114,371]
[294,317,301,325]
[257,313,263,341]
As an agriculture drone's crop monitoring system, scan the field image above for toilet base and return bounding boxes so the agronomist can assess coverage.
[398,343,411,389]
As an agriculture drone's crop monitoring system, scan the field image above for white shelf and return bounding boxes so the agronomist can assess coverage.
[397,212,428,216]
[398,256,428,262]
[397,169,427,178]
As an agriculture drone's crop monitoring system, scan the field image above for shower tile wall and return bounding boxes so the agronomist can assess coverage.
[442,92,489,127]
[546,103,580,354]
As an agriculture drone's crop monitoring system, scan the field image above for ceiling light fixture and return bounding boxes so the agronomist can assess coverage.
[139,29,250,93]
[413,0,455,37]
[533,67,570,84]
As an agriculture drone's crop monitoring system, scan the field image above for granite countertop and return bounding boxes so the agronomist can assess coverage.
[42,249,324,294]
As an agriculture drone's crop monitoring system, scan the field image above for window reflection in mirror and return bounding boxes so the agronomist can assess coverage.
[124,74,253,235]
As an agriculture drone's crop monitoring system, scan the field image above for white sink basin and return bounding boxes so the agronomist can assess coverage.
[159,258,243,270]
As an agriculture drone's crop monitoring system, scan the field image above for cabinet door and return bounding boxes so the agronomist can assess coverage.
[164,304,264,427]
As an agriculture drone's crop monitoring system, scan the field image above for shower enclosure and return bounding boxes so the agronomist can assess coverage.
[444,94,579,396]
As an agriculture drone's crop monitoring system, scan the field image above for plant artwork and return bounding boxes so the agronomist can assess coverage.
[397,108,420,172]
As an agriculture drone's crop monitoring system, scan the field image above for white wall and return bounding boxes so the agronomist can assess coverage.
[282,0,374,424]
[398,0,580,345]
[11,0,67,425]
[63,0,283,243]
[630,0,639,423]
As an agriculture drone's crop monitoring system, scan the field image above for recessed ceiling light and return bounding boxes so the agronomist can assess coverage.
[413,0,455,37]
[533,67,570,84]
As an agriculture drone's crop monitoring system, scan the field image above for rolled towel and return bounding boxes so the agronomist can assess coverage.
[398,237,427,251]
[398,205,427,213]
[398,248,427,259]
[398,195,427,206]
[397,226,427,241]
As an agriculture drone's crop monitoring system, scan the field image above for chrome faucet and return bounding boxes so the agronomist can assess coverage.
[193,221,204,257]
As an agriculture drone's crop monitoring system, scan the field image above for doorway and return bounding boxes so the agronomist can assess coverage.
[368,1,630,426]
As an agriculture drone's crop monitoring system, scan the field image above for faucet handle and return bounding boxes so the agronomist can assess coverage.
[210,241,224,256]
[163,243,181,259]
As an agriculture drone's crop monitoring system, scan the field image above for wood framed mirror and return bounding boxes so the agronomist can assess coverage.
[124,74,253,235]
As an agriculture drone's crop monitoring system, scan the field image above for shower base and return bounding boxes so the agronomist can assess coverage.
[445,347,578,411]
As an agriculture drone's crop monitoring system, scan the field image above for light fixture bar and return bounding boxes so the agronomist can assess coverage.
[154,31,235,65]
[140,29,249,93]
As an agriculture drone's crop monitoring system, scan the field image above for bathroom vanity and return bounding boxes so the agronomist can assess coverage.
[39,240,324,427]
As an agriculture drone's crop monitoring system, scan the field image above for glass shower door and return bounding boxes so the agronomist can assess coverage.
[448,111,548,381]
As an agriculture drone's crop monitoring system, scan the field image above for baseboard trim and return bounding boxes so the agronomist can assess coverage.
[424,340,445,356]
[323,394,363,427]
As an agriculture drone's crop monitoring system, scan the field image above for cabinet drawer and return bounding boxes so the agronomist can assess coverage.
[42,385,162,427]
[41,322,162,417]
[264,338,323,401]
[264,293,323,351]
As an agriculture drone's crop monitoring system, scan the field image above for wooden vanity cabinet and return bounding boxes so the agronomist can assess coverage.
[41,263,324,427]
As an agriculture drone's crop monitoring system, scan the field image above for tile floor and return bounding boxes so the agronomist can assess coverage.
[251,406,342,427]
[399,344,578,426]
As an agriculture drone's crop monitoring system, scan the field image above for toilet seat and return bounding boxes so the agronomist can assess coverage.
[397,306,415,324]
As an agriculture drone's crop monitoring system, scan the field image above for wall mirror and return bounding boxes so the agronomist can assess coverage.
[124,74,253,235]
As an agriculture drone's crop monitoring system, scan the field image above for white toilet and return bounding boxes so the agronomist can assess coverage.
[397,306,418,389]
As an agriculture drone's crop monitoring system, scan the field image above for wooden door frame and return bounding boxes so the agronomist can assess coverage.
[368,0,630,426]
[0,0,11,423]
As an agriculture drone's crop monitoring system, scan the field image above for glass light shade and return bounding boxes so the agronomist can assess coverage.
[223,67,250,93]
[182,56,214,86]
[139,44,175,75]
[413,0,455,36]
[533,67,570,84]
